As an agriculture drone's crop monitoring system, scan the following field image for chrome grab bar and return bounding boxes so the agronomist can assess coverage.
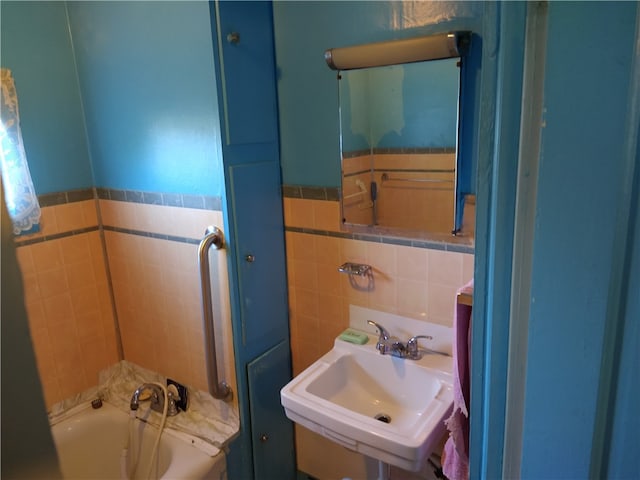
[198,226,232,400]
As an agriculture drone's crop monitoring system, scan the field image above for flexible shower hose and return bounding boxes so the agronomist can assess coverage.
[120,382,169,480]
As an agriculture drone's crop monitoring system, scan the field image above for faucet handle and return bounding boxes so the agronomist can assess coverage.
[406,335,433,358]
[167,391,179,416]
[367,320,391,340]
[367,320,393,355]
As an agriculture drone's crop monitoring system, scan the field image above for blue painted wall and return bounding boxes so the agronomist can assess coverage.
[521,2,637,478]
[66,1,223,196]
[1,1,222,197]
[273,1,482,187]
[0,1,93,195]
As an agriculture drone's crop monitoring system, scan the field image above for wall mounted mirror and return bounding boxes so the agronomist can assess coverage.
[326,32,470,239]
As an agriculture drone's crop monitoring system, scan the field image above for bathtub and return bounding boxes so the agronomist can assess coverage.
[51,401,226,480]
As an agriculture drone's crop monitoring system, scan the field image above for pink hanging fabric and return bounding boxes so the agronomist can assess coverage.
[442,279,473,480]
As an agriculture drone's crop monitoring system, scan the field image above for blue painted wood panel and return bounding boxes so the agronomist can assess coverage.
[247,340,296,480]
[228,161,289,357]
[210,2,295,479]
[215,1,279,147]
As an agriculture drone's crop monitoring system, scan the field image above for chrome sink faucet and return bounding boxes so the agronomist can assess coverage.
[367,320,405,356]
[367,320,446,360]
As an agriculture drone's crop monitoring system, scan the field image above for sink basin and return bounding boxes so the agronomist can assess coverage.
[280,331,453,472]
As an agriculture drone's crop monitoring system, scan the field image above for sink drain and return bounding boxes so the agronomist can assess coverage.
[374,413,391,424]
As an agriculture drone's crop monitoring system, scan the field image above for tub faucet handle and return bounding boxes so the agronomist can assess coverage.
[167,391,179,416]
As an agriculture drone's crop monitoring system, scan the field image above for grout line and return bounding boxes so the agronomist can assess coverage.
[93,189,125,360]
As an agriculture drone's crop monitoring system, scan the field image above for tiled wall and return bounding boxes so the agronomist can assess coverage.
[15,192,118,407]
[342,151,456,234]
[374,152,455,233]
[15,189,234,409]
[282,192,474,376]
[99,193,235,394]
[283,188,474,479]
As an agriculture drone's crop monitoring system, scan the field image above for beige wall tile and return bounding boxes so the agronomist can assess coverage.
[30,240,63,270]
[285,200,474,376]
[17,231,117,409]
[428,249,464,287]
[42,293,75,325]
[396,245,428,282]
[25,299,46,331]
[462,253,474,283]
[283,197,293,226]
[60,234,92,264]
[98,199,120,227]
[37,268,69,299]
[316,264,342,296]
[313,201,341,232]
[292,259,318,291]
[396,278,429,319]
[340,238,368,265]
[39,206,60,236]
[22,272,41,304]
[102,215,232,394]
[315,235,341,266]
[16,246,35,275]
[366,242,397,277]
[294,288,320,320]
[369,275,397,312]
[65,261,96,291]
[55,202,87,232]
[317,293,346,328]
[427,283,459,324]
[289,231,316,262]
[288,198,315,229]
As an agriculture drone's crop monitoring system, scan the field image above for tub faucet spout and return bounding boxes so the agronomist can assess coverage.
[130,383,165,413]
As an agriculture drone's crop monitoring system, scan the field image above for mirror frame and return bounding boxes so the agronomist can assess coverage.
[326,31,472,240]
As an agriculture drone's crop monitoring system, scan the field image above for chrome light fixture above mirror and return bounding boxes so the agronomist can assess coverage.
[325,31,470,71]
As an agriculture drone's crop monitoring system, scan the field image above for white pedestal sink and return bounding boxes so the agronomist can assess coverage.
[281,308,453,472]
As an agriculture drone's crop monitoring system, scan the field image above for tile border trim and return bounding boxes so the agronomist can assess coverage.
[282,185,340,201]
[97,188,221,211]
[37,187,222,211]
[102,225,200,245]
[38,188,95,207]
[285,226,474,254]
[15,226,100,247]
[342,146,456,158]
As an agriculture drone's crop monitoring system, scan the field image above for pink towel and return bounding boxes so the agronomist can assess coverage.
[442,279,473,480]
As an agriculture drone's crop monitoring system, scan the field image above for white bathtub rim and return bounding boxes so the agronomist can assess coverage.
[50,400,221,457]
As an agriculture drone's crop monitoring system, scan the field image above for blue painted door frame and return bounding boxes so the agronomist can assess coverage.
[472,2,640,478]
[469,2,526,478]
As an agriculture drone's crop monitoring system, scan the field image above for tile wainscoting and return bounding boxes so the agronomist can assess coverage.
[282,187,474,376]
[14,188,233,409]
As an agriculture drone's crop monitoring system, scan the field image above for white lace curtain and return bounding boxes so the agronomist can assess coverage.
[0,68,41,235]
